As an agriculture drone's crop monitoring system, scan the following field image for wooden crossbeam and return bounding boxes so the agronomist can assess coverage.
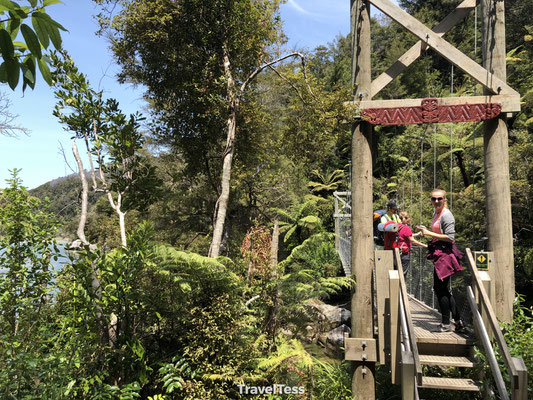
[369,0,519,97]
[346,94,520,114]
[371,0,477,98]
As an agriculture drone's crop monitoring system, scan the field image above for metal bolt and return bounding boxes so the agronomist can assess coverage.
[426,33,430,40]
[362,368,367,376]
[497,85,502,92]
[362,341,367,349]
[362,353,367,361]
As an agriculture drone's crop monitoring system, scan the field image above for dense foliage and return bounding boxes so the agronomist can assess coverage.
[3,0,533,398]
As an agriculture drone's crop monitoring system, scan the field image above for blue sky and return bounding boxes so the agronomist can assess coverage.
[0,0,373,189]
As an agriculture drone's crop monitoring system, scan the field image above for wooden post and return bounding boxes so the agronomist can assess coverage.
[511,357,528,400]
[375,250,393,365]
[401,351,415,400]
[389,270,400,385]
[481,0,514,323]
[479,271,493,337]
[350,1,375,399]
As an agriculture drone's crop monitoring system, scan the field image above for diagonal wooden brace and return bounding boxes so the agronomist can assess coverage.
[371,0,477,98]
[369,0,519,96]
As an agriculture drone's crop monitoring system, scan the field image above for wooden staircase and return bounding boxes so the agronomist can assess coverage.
[411,299,482,393]
[363,249,528,400]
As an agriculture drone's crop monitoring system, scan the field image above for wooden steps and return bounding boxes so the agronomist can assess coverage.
[408,297,483,394]
[419,354,476,368]
[420,376,482,391]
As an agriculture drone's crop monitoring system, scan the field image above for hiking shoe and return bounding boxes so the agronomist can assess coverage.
[438,323,451,332]
[454,320,466,333]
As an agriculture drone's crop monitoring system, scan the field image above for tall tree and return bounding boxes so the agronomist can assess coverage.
[94,0,292,257]
[52,51,160,247]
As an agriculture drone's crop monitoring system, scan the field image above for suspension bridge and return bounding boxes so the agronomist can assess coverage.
[344,0,527,398]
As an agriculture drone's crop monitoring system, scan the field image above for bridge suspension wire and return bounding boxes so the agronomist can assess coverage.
[450,65,454,211]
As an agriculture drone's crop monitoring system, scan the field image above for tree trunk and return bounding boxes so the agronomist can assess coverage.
[209,45,238,258]
[72,139,108,345]
[265,220,280,337]
[270,219,279,266]
[455,151,470,188]
[106,191,127,248]
[118,209,127,248]
[72,139,88,245]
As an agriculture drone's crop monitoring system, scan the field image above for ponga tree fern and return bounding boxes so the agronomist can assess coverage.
[277,195,327,250]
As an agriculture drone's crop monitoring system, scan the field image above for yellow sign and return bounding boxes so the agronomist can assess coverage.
[474,252,489,271]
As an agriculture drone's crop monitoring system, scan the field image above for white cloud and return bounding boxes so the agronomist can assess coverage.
[287,0,315,16]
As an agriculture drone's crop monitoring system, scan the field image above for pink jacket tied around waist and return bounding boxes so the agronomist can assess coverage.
[427,240,463,280]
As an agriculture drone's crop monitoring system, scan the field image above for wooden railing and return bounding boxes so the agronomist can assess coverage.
[465,248,528,400]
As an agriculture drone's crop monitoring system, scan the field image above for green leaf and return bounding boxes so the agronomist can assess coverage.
[5,58,19,89]
[12,41,28,51]
[11,6,27,19]
[33,10,67,31]
[21,57,35,90]
[7,12,20,40]
[47,22,61,49]
[44,0,63,6]
[32,12,49,49]
[0,62,7,82]
[37,56,52,85]
[32,12,65,50]
[21,24,41,58]
[0,0,16,12]
[0,28,14,59]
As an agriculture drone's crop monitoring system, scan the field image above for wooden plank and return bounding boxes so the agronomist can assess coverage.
[420,376,482,391]
[389,270,400,384]
[345,336,377,362]
[375,250,393,364]
[480,271,492,333]
[368,0,519,96]
[419,354,476,368]
[354,94,520,113]
[371,0,477,97]
[401,351,415,400]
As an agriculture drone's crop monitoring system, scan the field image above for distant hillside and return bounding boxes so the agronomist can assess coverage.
[30,172,103,221]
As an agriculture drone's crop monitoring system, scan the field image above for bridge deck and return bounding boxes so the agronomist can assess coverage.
[409,296,476,345]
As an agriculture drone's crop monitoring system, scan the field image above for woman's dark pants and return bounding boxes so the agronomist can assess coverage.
[433,270,460,325]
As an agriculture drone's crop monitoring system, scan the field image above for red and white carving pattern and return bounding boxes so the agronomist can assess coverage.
[361,98,502,125]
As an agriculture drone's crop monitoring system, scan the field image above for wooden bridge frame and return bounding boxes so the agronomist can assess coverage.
[348,1,520,398]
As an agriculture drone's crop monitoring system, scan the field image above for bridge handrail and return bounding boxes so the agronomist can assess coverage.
[395,248,422,385]
[466,286,510,400]
[464,248,520,389]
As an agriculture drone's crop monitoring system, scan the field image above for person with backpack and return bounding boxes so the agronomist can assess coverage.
[373,200,400,247]
[380,200,401,225]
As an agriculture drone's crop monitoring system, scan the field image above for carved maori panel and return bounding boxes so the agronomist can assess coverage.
[361,98,502,125]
